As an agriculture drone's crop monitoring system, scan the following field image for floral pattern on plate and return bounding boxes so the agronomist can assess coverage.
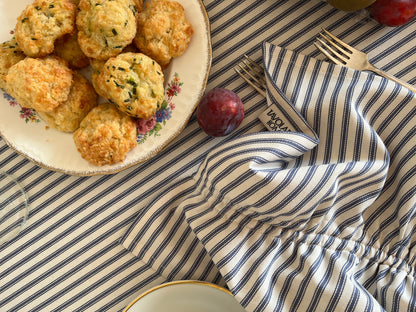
[135,72,183,143]
[3,93,40,123]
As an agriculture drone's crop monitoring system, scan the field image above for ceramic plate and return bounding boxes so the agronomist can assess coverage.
[0,0,211,176]
[123,281,247,312]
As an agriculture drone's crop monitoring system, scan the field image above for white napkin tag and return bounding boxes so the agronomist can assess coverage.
[259,44,319,141]
[258,103,296,132]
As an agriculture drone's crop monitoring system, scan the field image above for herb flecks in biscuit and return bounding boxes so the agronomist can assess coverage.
[38,72,98,132]
[76,0,138,61]
[134,0,193,68]
[15,0,77,57]
[73,103,137,166]
[0,38,25,92]
[6,56,73,112]
[131,0,144,17]
[96,52,164,119]
[88,44,139,96]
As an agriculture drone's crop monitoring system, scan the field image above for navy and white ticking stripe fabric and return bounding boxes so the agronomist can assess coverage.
[121,43,416,311]
[2,1,416,311]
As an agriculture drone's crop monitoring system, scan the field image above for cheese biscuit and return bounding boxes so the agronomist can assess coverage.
[73,103,137,166]
[54,32,89,69]
[96,52,164,119]
[6,56,73,111]
[76,0,139,60]
[89,44,139,96]
[0,38,26,92]
[15,0,77,57]
[134,0,193,68]
[38,72,98,132]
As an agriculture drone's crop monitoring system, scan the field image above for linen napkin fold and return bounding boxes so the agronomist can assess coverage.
[121,42,416,312]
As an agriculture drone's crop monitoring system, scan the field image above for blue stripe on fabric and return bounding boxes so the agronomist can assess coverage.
[25,244,131,311]
[210,0,327,83]
[0,196,137,288]
[235,231,301,305]
[210,0,269,37]
[72,265,162,312]
[311,240,350,311]
[123,178,195,251]
[272,234,324,311]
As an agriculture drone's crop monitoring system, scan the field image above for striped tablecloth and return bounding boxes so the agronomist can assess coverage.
[2,0,416,311]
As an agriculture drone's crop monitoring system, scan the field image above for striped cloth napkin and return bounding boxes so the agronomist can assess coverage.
[120,42,416,312]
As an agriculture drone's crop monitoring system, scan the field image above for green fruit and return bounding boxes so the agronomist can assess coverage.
[327,0,377,11]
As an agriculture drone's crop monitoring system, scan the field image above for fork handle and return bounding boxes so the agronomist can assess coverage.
[366,64,416,94]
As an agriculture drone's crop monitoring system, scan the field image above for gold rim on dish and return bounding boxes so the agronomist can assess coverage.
[123,280,232,312]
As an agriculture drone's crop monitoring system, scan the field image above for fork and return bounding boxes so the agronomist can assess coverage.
[314,28,416,93]
[234,55,266,96]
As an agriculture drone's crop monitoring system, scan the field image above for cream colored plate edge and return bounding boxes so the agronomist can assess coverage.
[124,280,246,312]
[0,0,212,176]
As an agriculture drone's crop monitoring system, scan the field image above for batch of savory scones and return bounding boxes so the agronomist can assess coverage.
[0,0,193,166]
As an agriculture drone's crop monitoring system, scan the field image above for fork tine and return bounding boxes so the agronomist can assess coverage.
[321,28,357,53]
[236,63,261,86]
[241,55,266,85]
[313,42,344,66]
[234,55,266,96]
[234,66,266,96]
[242,55,264,76]
[314,38,347,64]
[318,32,349,55]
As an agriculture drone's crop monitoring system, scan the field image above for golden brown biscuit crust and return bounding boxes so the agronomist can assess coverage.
[134,0,193,68]
[96,52,164,119]
[6,56,73,111]
[0,38,26,92]
[54,32,89,69]
[38,72,98,132]
[89,58,107,97]
[14,0,77,57]
[76,0,138,60]
[73,103,137,166]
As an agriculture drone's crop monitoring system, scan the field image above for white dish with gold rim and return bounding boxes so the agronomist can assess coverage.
[123,281,246,312]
